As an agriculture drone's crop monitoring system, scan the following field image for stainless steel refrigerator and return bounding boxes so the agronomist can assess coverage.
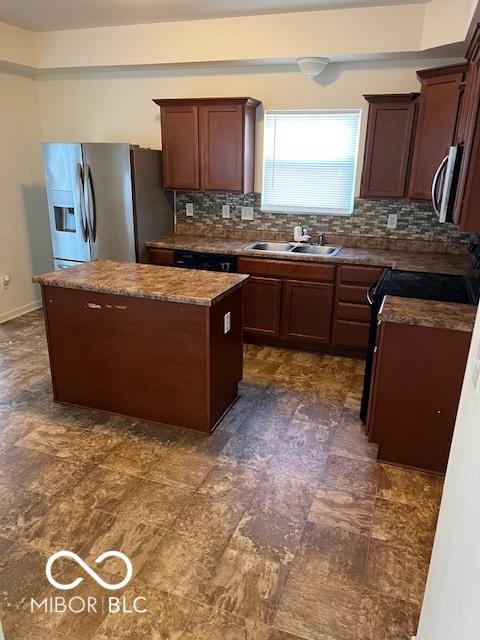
[42,143,174,268]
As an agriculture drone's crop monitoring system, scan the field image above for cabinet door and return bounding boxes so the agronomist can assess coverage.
[243,276,282,338]
[160,106,200,190]
[361,95,418,198]
[408,69,465,200]
[200,104,244,192]
[280,279,334,346]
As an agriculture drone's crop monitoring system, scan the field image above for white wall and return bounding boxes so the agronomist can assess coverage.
[417,303,480,639]
[0,70,53,323]
[36,57,461,194]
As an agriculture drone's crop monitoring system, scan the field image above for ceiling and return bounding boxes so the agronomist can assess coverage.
[0,0,427,32]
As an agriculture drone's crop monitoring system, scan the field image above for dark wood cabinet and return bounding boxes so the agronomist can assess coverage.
[149,248,175,266]
[243,276,282,338]
[361,94,418,198]
[452,25,480,231]
[280,279,334,346]
[153,97,260,193]
[367,319,471,473]
[159,105,200,190]
[408,64,467,200]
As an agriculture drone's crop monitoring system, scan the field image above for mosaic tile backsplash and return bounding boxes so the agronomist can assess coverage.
[175,192,478,246]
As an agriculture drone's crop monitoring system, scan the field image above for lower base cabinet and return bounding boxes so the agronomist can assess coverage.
[243,276,282,338]
[280,279,334,345]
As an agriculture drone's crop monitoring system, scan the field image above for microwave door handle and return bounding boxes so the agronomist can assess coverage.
[431,155,448,215]
[76,163,88,241]
[84,163,97,242]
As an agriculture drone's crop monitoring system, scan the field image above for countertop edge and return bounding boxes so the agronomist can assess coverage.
[379,295,477,333]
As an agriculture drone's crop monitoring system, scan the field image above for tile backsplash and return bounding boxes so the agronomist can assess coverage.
[175,192,477,246]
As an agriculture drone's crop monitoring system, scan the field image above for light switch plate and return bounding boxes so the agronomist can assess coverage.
[186,203,194,217]
[222,205,231,219]
[241,206,254,221]
[223,311,231,334]
[387,214,398,230]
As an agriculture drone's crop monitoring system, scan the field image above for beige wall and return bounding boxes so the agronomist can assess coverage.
[0,71,52,323]
[37,57,461,193]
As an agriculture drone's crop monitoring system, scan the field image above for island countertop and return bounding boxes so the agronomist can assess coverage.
[379,295,477,332]
[34,259,249,307]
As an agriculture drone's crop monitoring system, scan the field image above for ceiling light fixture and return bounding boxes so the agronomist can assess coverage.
[297,57,330,79]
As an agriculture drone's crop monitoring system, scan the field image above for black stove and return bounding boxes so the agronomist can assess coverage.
[360,265,479,423]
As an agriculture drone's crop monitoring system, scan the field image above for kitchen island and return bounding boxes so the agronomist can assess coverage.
[34,260,249,433]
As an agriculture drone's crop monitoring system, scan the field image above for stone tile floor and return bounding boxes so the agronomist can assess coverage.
[0,310,444,639]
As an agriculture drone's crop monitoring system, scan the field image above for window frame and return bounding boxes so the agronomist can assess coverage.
[260,108,362,216]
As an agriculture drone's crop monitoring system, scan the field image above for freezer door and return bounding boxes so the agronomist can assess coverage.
[42,143,90,262]
[130,148,174,263]
[81,143,136,262]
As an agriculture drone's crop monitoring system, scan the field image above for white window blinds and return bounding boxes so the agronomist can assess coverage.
[261,110,361,215]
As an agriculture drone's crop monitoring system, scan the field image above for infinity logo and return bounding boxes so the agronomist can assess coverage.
[46,551,133,591]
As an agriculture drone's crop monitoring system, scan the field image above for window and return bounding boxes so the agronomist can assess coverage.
[261,110,361,215]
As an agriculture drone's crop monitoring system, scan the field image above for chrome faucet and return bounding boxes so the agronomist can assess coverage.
[318,233,325,246]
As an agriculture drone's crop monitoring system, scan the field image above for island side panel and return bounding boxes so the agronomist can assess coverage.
[208,287,244,428]
[41,285,211,431]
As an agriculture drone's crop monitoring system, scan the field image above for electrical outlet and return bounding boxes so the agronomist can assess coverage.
[387,214,398,230]
[222,205,231,219]
[186,203,194,217]
[2,275,11,289]
[241,206,254,221]
[223,311,231,334]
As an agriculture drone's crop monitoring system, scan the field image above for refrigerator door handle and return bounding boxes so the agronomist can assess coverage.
[76,163,89,241]
[84,163,97,242]
[431,155,448,216]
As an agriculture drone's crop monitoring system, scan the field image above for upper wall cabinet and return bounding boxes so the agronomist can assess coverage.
[407,64,467,200]
[153,97,261,193]
[360,93,419,198]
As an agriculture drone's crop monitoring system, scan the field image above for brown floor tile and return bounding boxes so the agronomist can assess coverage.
[0,413,39,447]
[0,536,14,558]
[331,409,378,461]
[251,472,317,523]
[78,516,165,580]
[239,410,293,441]
[206,547,289,624]
[292,399,341,430]
[229,509,304,564]
[0,615,68,640]
[147,450,215,488]
[220,433,278,466]
[197,461,260,504]
[266,444,328,481]
[92,582,204,639]
[365,539,431,605]
[100,439,159,477]
[0,486,56,541]
[172,492,245,546]
[278,415,333,452]
[0,543,49,615]
[356,590,420,640]
[377,464,444,509]
[275,573,363,640]
[372,498,439,549]
[322,454,378,496]
[67,466,141,513]
[139,530,225,600]
[115,479,192,527]
[180,605,271,640]
[309,487,375,536]
[293,520,369,588]
[268,630,308,640]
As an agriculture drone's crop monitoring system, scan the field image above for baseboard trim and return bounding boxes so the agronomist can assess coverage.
[0,300,43,324]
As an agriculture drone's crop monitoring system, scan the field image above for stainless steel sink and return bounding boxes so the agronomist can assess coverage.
[244,242,296,252]
[291,244,342,256]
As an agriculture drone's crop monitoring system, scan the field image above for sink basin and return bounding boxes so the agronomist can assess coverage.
[244,242,296,252]
[291,244,342,256]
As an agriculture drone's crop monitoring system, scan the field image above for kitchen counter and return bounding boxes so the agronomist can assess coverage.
[379,295,477,332]
[34,259,248,307]
[146,235,472,276]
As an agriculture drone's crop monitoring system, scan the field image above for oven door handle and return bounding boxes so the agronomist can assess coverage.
[367,282,377,306]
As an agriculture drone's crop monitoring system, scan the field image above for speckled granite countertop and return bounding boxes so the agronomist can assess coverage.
[379,295,477,332]
[146,235,471,275]
[34,260,249,306]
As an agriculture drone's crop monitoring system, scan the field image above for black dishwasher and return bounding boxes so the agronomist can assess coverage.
[174,250,237,273]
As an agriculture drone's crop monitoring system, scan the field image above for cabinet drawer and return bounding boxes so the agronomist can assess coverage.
[238,257,336,282]
[340,265,384,285]
[338,284,370,305]
[337,303,371,323]
[149,248,175,266]
[335,320,370,348]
